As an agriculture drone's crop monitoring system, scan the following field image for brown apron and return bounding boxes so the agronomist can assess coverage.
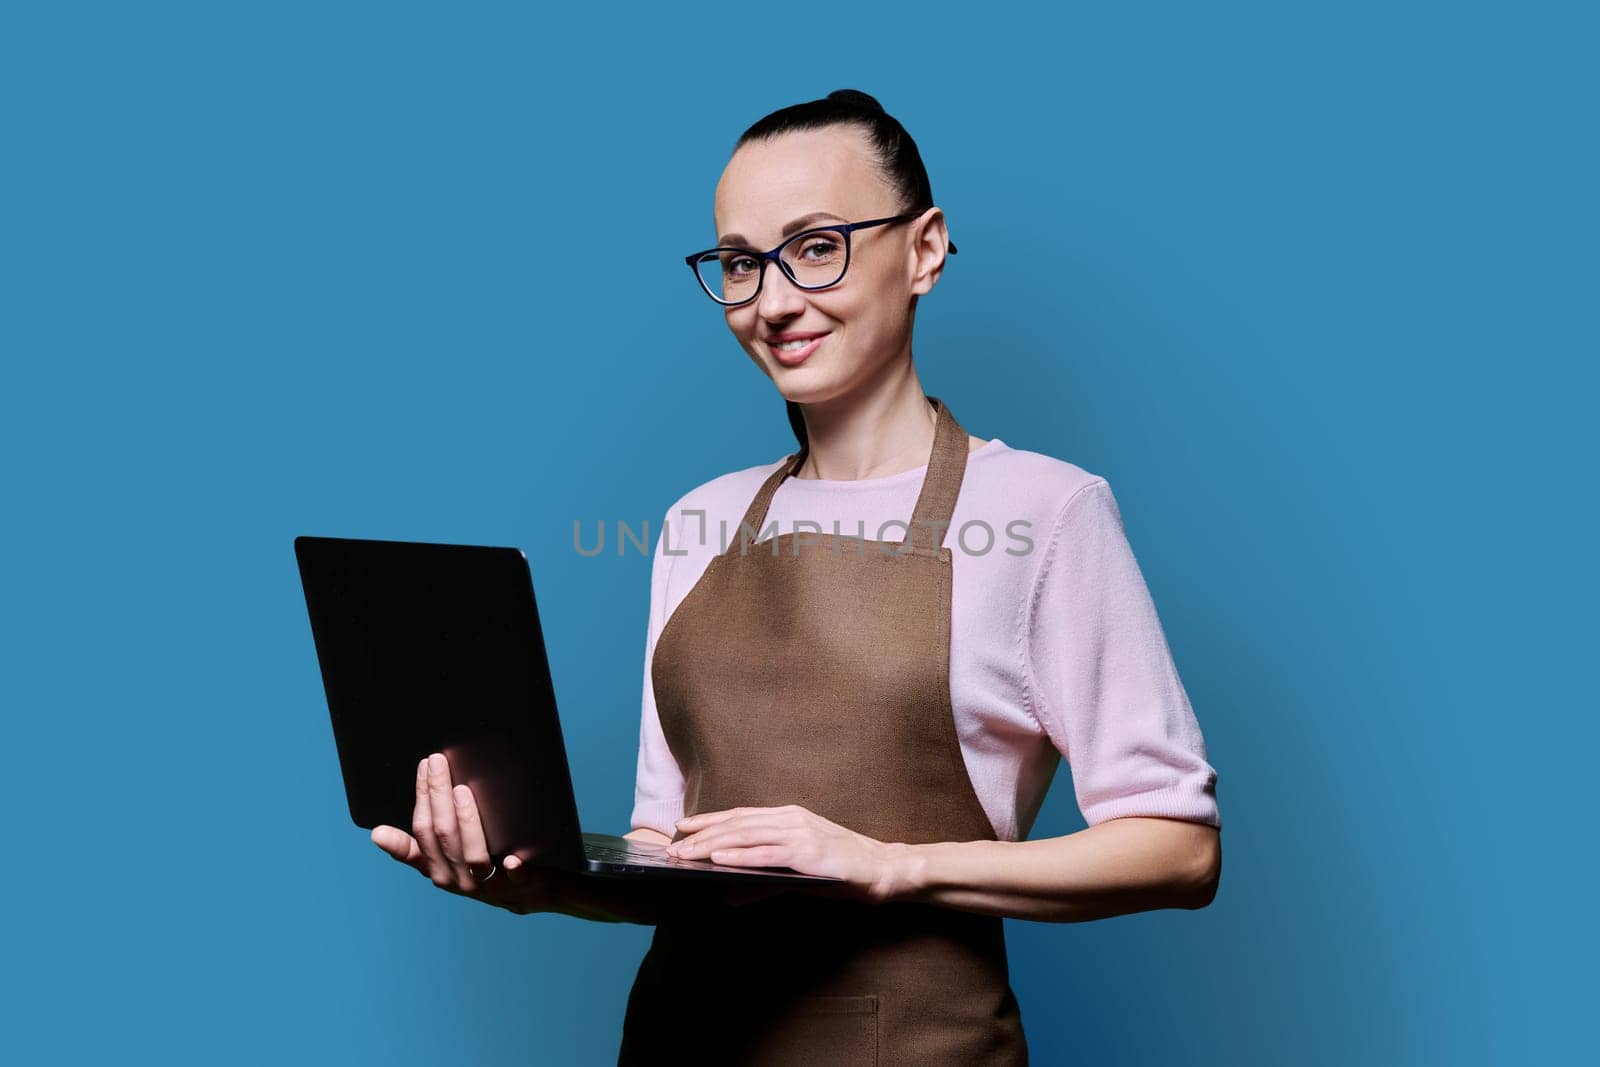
[618,396,1029,1066]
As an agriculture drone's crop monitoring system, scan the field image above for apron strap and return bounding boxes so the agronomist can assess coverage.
[727,450,802,556]
[728,396,971,557]
[908,396,971,553]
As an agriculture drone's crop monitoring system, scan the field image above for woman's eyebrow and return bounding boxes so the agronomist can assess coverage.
[718,211,847,248]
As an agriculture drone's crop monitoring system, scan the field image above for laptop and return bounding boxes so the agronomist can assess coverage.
[294,534,842,886]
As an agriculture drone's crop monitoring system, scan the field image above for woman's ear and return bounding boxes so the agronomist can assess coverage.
[908,206,952,297]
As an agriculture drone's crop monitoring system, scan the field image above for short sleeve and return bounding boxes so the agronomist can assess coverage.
[1024,479,1221,829]
[628,507,688,836]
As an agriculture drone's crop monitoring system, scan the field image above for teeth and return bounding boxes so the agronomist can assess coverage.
[775,338,815,350]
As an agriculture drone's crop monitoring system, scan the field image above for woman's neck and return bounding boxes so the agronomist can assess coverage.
[791,372,942,481]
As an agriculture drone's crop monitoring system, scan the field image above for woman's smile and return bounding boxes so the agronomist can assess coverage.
[766,331,830,366]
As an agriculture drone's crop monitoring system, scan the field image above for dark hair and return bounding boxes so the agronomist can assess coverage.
[736,89,952,452]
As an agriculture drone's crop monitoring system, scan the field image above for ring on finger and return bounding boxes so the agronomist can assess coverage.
[466,862,497,882]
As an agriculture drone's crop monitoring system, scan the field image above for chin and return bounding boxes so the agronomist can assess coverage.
[776,376,853,407]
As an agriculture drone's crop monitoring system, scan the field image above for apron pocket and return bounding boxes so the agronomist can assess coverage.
[743,993,879,1067]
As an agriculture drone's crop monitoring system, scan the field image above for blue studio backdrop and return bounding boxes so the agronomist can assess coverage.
[3,3,1593,1064]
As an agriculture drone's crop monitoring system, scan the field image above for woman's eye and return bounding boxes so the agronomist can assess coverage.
[799,237,841,260]
[725,256,757,276]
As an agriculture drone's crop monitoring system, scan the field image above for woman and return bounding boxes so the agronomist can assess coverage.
[373,90,1222,1063]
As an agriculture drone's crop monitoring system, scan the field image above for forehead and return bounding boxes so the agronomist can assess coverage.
[713,125,896,246]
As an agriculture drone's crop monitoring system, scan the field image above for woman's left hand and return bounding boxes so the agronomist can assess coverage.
[666,804,908,904]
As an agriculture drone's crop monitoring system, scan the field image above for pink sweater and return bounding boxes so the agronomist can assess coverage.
[630,437,1221,842]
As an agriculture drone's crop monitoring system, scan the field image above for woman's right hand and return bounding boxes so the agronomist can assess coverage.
[370,752,558,916]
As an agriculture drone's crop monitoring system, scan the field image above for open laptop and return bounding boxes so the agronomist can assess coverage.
[294,534,841,886]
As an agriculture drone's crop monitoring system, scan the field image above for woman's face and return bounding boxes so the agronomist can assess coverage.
[711,124,945,407]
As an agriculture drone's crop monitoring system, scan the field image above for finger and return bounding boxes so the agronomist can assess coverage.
[498,852,546,896]
[674,810,788,841]
[503,853,565,910]
[426,753,471,891]
[452,784,493,879]
[412,756,450,885]
[371,825,426,870]
[704,844,791,868]
[674,806,767,834]
[672,813,792,857]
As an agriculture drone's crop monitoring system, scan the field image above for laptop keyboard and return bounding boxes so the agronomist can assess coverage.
[583,838,717,870]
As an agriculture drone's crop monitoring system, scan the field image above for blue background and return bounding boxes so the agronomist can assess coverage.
[4,2,1593,1063]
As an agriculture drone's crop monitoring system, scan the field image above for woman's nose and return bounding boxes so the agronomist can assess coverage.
[755,262,809,319]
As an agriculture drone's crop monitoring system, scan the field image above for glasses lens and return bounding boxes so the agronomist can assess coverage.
[780,229,847,289]
[695,250,763,305]
[692,229,849,304]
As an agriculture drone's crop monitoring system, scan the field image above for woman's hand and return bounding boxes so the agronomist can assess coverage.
[370,752,556,916]
[665,804,910,904]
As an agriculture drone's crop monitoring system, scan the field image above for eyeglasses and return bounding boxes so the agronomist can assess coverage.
[684,213,958,306]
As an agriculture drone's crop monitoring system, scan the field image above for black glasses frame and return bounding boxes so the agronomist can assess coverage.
[684,212,957,306]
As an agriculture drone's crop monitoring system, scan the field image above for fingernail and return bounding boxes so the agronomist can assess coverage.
[429,753,445,774]
[453,784,470,805]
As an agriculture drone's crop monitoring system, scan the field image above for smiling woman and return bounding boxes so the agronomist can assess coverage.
[367,87,1222,1067]
[681,93,967,481]
[618,89,1221,1064]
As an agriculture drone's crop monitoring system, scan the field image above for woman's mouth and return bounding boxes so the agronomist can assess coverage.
[767,333,828,366]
